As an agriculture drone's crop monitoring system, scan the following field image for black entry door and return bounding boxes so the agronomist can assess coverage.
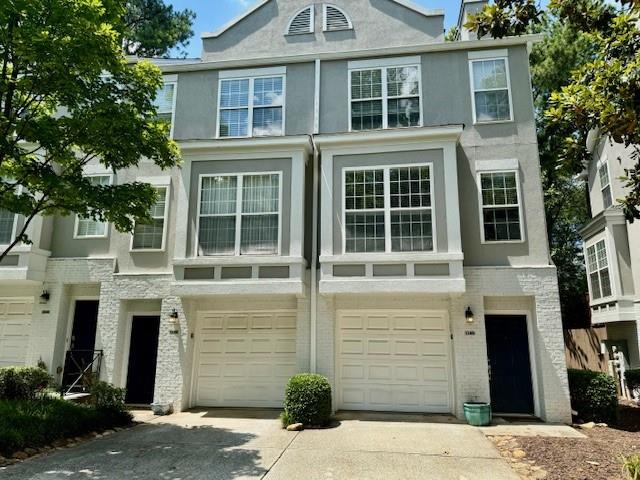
[125,316,161,404]
[485,315,534,415]
[63,300,99,389]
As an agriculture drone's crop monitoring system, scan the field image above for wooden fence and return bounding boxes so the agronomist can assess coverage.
[564,326,609,373]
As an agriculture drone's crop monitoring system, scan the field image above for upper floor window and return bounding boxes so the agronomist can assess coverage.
[349,58,421,131]
[323,4,352,31]
[132,186,169,251]
[586,239,612,300]
[0,209,16,245]
[218,70,285,138]
[198,173,281,256]
[344,165,433,253]
[286,5,314,35]
[598,161,612,209]
[479,171,522,242]
[75,175,111,239]
[154,79,177,135]
[470,57,512,123]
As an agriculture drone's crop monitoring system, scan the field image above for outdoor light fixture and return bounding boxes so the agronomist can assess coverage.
[39,290,50,303]
[465,307,475,324]
[168,309,180,334]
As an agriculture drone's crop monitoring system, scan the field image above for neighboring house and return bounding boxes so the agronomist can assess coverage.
[580,134,640,374]
[0,0,571,422]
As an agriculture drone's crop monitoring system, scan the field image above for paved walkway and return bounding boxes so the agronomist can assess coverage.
[2,409,519,480]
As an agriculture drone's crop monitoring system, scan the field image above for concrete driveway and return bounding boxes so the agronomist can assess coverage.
[2,410,519,480]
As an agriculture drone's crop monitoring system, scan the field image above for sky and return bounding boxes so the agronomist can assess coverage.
[167,0,461,58]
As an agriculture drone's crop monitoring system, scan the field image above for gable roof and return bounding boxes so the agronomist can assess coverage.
[202,0,444,38]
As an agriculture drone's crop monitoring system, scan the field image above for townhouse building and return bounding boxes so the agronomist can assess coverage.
[581,134,640,374]
[0,0,571,422]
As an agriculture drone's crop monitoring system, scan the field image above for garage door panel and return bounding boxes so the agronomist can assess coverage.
[195,310,297,408]
[0,299,33,368]
[338,310,452,413]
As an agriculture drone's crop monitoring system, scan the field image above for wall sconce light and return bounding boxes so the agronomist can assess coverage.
[168,309,180,334]
[39,290,50,303]
[465,307,475,324]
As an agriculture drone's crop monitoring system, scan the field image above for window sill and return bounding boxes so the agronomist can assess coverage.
[480,239,525,245]
[130,248,166,253]
[473,118,514,126]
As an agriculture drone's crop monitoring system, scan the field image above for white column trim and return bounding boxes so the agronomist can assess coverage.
[173,161,191,259]
[320,150,335,256]
[443,142,462,253]
[290,152,305,257]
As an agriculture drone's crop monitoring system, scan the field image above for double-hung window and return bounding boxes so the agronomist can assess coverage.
[598,161,612,209]
[480,171,522,242]
[344,165,433,253]
[470,57,512,123]
[132,187,169,251]
[349,59,421,131]
[75,175,111,238]
[218,70,285,138]
[586,239,613,300]
[198,173,281,256]
[154,79,177,135]
[0,208,16,245]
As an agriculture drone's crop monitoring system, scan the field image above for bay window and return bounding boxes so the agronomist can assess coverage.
[598,162,612,209]
[344,165,433,253]
[586,239,613,300]
[198,173,281,256]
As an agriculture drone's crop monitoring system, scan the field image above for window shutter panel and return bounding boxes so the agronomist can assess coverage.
[287,6,313,35]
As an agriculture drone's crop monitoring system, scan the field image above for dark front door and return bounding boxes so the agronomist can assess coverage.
[125,316,161,404]
[63,300,99,389]
[485,315,535,415]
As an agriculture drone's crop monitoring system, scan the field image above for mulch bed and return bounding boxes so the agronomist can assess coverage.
[495,401,640,480]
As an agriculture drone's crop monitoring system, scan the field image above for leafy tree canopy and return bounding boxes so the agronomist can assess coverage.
[123,0,195,58]
[467,0,640,220]
[0,0,181,260]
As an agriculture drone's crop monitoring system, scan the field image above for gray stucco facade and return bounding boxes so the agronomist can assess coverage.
[0,0,571,423]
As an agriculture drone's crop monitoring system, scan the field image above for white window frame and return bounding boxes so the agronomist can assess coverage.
[468,56,514,125]
[195,171,283,257]
[597,159,613,209]
[585,235,615,302]
[73,174,113,239]
[341,163,437,254]
[130,184,170,252]
[157,75,178,139]
[216,68,287,139]
[322,4,353,31]
[285,5,315,35]
[0,209,19,248]
[476,169,525,244]
[347,58,423,132]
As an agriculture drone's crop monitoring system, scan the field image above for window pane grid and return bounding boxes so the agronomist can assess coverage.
[0,209,15,244]
[76,175,110,238]
[587,240,613,300]
[472,59,511,122]
[480,172,521,242]
[132,187,167,250]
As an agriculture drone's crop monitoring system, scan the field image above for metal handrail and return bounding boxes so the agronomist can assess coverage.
[61,349,104,396]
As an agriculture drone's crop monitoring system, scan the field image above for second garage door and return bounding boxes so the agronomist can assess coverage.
[193,310,297,408]
[0,298,33,368]
[337,310,453,413]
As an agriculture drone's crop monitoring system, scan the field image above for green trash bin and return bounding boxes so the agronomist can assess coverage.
[463,402,492,426]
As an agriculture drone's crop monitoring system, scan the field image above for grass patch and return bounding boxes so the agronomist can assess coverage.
[0,397,132,456]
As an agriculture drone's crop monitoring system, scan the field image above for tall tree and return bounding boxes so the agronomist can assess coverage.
[0,0,180,261]
[467,0,640,221]
[123,0,195,58]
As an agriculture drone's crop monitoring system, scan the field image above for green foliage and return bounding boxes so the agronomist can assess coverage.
[622,454,640,480]
[466,0,640,220]
[280,410,293,428]
[444,26,458,42]
[0,0,181,261]
[88,380,126,410]
[283,374,332,427]
[0,367,53,401]
[568,369,618,423]
[123,0,195,58]
[0,397,132,455]
[625,369,640,392]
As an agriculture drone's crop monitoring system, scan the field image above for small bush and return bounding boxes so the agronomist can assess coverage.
[625,369,640,395]
[89,381,126,410]
[0,367,53,401]
[568,369,618,423]
[622,454,640,480]
[283,374,332,427]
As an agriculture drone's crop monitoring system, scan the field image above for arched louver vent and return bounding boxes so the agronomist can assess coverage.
[323,4,352,31]
[287,6,314,35]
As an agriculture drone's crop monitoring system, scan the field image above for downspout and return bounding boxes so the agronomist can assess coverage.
[309,58,321,373]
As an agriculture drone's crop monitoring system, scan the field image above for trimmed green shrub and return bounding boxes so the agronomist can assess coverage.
[0,367,53,401]
[568,369,618,423]
[283,374,332,427]
[89,381,126,410]
[625,369,640,394]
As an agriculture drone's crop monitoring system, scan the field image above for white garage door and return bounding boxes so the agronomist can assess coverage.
[337,310,452,413]
[193,310,297,408]
[0,299,33,368]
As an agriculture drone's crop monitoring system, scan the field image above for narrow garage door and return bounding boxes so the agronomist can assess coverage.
[337,310,452,413]
[0,299,33,368]
[194,310,297,408]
